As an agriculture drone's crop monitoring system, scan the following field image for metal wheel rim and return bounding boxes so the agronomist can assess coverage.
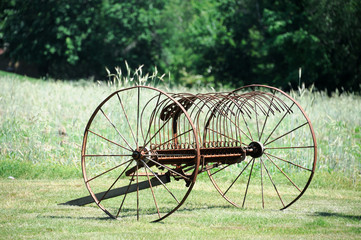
[206,84,317,210]
[81,86,200,221]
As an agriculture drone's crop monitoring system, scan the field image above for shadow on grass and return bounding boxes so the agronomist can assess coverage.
[44,204,236,222]
[313,212,361,221]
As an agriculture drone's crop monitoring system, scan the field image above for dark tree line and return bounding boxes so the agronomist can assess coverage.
[1,0,360,92]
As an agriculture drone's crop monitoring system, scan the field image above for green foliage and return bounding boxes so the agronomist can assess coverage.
[0,0,360,90]
[182,0,361,92]
[0,0,166,78]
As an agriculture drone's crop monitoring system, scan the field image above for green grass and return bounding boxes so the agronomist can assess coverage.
[0,71,361,238]
[1,179,360,239]
[0,71,360,181]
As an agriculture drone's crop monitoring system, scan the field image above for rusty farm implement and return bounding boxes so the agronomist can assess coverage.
[63,84,317,222]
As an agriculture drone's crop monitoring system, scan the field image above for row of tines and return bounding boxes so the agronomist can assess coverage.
[148,90,290,150]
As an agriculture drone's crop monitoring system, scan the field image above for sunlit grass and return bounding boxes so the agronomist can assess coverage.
[1,179,360,239]
[0,71,360,189]
[1,71,360,238]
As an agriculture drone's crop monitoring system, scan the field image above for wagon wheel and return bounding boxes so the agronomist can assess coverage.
[81,86,200,221]
[206,85,317,210]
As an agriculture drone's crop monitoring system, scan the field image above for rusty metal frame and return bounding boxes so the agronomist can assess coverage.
[64,84,317,222]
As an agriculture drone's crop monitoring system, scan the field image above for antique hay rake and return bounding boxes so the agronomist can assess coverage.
[64,84,317,222]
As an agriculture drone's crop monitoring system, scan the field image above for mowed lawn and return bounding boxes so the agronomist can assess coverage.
[1,178,360,239]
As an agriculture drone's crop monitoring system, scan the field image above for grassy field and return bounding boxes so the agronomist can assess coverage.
[1,179,360,239]
[0,71,360,239]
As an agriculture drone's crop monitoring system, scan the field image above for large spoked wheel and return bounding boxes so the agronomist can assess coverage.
[81,86,200,221]
[206,85,317,210]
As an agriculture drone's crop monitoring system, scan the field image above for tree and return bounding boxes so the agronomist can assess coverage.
[1,0,360,92]
[1,0,167,79]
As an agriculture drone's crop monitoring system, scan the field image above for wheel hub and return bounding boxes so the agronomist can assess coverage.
[247,141,264,158]
[132,150,142,160]
[132,147,152,165]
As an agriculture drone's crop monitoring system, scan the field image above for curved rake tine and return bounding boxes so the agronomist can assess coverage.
[155,128,193,149]
[259,92,275,141]
[263,102,295,145]
[254,98,260,140]
[141,92,162,144]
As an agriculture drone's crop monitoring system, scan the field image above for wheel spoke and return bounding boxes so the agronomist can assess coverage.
[264,154,302,192]
[117,93,137,147]
[260,158,264,209]
[136,87,140,147]
[84,154,133,157]
[224,160,252,196]
[88,130,132,152]
[264,152,312,171]
[242,158,255,208]
[100,108,134,151]
[261,159,285,207]
[265,145,314,150]
[136,163,139,221]
[98,160,134,204]
[263,102,295,145]
[264,122,308,146]
[209,164,232,176]
[116,173,136,218]
[86,159,133,183]
[144,165,161,218]
[141,160,180,204]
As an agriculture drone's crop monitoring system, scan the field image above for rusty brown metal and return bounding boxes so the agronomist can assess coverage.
[72,84,317,222]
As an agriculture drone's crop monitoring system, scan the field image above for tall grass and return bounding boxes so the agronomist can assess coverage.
[0,71,360,186]
[289,84,361,182]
